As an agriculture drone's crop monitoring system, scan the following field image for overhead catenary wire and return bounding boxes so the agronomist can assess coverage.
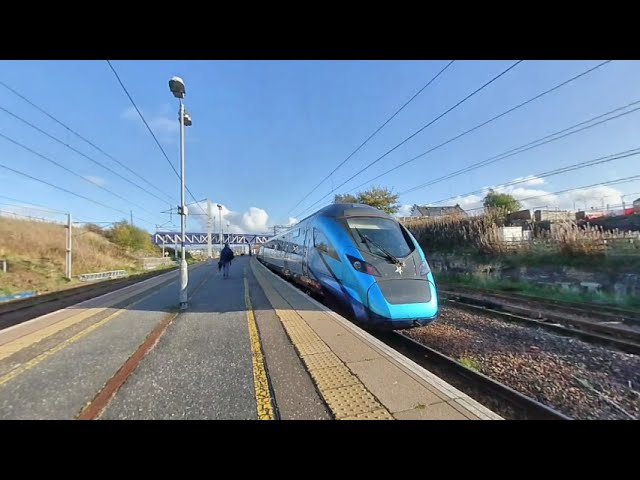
[0,194,68,214]
[0,79,176,204]
[292,60,526,218]
[0,203,65,218]
[428,147,640,206]
[288,60,456,214]
[0,132,159,218]
[460,174,640,214]
[0,194,114,224]
[0,209,64,222]
[400,96,640,197]
[0,161,156,226]
[105,60,208,218]
[0,104,173,207]
[344,60,615,199]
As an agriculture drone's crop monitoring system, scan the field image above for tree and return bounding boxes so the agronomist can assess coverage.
[483,189,521,213]
[106,220,156,252]
[334,186,400,215]
[334,193,358,203]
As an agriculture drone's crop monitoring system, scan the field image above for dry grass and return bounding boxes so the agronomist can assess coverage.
[0,217,143,294]
[404,209,508,254]
[403,210,640,257]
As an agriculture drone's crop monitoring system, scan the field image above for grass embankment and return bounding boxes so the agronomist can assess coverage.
[437,272,640,311]
[0,217,171,295]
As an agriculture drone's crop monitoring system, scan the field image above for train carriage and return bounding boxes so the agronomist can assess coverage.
[257,203,438,330]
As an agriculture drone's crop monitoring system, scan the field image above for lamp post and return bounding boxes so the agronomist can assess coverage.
[169,76,192,310]
[217,204,223,251]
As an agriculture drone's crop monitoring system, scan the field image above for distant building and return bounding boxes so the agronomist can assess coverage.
[634,197,640,214]
[506,209,532,221]
[534,209,574,222]
[410,204,467,218]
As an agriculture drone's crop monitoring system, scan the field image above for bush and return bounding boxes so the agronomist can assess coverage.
[84,223,106,237]
[106,221,156,253]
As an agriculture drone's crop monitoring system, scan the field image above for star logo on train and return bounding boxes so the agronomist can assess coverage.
[395,264,403,275]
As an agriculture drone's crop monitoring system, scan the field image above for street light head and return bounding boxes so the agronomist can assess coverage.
[217,204,222,210]
[169,76,186,99]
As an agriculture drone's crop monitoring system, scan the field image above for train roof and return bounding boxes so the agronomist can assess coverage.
[297,203,392,224]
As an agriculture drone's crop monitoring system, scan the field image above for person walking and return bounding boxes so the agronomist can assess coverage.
[219,243,235,278]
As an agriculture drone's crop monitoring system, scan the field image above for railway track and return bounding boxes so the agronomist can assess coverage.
[375,330,571,420]
[440,286,640,356]
[0,266,180,331]
[441,284,640,325]
[258,260,571,420]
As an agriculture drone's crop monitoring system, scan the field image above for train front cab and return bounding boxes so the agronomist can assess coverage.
[309,213,438,330]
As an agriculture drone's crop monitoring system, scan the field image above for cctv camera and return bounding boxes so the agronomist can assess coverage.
[169,76,186,99]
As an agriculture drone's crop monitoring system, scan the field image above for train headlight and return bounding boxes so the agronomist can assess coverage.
[420,260,431,276]
[346,254,381,276]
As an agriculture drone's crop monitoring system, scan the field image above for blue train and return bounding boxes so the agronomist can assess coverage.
[257,203,438,330]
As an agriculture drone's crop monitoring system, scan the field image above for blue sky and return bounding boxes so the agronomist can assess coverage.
[1,60,640,233]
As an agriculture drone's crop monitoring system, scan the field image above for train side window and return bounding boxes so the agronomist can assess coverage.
[313,228,339,261]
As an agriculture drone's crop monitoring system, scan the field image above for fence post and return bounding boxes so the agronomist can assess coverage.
[65,213,72,280]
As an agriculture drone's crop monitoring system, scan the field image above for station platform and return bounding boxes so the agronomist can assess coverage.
[0,256,501,420]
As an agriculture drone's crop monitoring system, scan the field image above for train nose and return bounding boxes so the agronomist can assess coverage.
[366,279,438,325]
[371,278,432,306]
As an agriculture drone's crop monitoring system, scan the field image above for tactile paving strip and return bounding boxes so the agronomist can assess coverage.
[308,364,360,390]
[288,333,331,357]
[251,261,393,420]
[302,351,344,370]
[321,384,391,419]
[282,324,323,347]
[342,409,395,420]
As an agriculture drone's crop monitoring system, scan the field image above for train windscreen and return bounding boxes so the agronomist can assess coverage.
[345,217,415,259]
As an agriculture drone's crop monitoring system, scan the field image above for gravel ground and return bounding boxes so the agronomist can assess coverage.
[404,305,640,420]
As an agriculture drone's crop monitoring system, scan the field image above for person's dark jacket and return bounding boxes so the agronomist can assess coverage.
[220,246,234,263]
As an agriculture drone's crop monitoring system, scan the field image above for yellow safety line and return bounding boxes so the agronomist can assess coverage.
[0,308,108,361]
[0,309,127,387]
[0,288,160,388]
[250,259,394,420]
[0,270,180,361]
[244,274,275,420]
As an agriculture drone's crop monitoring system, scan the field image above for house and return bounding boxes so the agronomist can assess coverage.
[410,204,467,218]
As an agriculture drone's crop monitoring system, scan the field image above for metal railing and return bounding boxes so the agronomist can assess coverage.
[78,270,128,282]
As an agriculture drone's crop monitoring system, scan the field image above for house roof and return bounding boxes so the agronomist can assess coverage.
[412,204,466,216]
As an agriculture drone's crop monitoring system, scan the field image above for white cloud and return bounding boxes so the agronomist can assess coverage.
[395,204,413,217]
[121,106,178,139]
[187,202,271,234]
[511,175,545,186]
[439,181,628,215]
[242,207,269,232]
[83,175,106,187]
[287,217,299,226]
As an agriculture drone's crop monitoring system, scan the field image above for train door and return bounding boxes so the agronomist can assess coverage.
[301,226,311,281]
[283,232,291,277]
